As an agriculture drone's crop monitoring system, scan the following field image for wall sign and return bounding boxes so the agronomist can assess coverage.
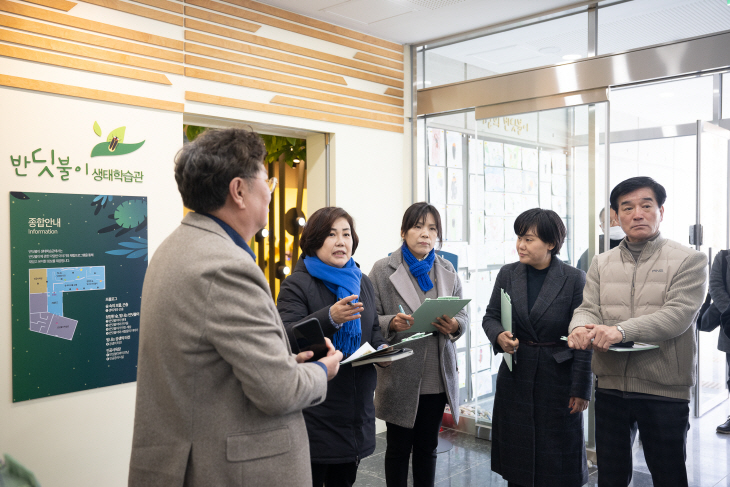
[8,120,146,182]
[10,191,147,402]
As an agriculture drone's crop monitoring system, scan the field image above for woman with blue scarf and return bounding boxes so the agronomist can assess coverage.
[277,207,387,487]
[369,202,469,487]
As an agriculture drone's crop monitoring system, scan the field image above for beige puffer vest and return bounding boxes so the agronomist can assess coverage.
[573,235,707,400]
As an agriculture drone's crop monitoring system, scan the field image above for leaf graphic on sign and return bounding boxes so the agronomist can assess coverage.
[93,121,102,137]
[107,126,126,143]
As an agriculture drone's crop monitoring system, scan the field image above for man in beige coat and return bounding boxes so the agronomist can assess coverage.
[128,128,342,486]
[568,177,707,487]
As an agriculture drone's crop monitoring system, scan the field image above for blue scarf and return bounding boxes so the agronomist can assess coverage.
[303,255,362,357]
[401,242,435,292]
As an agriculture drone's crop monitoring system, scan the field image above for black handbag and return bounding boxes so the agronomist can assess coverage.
[698,250,728,332]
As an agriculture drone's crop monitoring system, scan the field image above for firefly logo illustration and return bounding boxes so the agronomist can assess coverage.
[90,121,145,157]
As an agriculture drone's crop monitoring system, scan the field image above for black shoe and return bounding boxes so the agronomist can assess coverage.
[717,417,730,434]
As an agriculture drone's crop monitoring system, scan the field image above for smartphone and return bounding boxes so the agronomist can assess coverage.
[292,317,328,362]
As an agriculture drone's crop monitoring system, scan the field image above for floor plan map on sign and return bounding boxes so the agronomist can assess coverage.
[28,267,106,340]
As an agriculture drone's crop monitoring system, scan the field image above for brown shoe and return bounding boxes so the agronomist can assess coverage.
[718,417,730,434]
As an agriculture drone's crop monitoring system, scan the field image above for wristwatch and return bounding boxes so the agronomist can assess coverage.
[616,325,626,343]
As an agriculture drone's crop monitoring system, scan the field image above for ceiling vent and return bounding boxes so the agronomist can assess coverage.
[403,0,467,9]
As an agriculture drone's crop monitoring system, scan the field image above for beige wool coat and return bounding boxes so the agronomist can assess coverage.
[128,213,327,487]
[369,248,469,428]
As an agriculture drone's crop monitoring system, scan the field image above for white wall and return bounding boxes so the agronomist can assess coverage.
[0,88,183,486]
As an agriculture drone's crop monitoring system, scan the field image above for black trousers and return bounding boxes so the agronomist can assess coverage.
[595,390,690,487]
[384,393,447,487]
[311,462,358,487]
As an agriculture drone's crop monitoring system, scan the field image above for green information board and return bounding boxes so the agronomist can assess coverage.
[10,191,147,402]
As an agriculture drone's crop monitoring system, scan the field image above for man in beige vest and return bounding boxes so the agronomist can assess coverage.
[128,128,342,486]
[568,176,707,487]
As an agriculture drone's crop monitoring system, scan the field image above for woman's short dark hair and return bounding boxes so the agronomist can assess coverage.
[300,207,359,257]
[514,208,566,256]
[400,202,443,249]
[610,176,667,212]
[174,128,266,213]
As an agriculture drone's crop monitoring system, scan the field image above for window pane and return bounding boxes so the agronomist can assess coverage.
[597,0,730,56]
[610,76,714,131]
[423,13,587,89]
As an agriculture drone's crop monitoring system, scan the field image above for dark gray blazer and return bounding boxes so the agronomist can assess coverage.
[482,257,591,487]
[129,213,327,487]
[369,248,469,428]
[708,251,730,352]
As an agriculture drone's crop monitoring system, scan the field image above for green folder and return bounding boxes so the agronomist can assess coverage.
[407,296,471,334]
[501,289,513,371]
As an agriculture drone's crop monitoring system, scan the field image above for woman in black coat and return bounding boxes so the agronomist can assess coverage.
[277,207,387,487]
[482,209,592,487]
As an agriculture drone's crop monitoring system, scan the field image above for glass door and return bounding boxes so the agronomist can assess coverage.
[465,100,607,446]
[694,119,730,417]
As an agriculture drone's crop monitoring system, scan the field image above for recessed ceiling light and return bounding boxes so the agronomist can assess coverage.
[540,47,560,54]
[562,54,582,60]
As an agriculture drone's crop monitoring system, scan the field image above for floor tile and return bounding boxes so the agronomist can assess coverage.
[354,400,730,486]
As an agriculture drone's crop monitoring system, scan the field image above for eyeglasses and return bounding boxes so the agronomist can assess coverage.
[248,174,277,193]
[266,177,277,193]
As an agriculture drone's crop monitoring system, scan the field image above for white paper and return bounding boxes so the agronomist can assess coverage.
[446,131,463,168]
[478,329,490,347]
[428,166,447,206]
[522,171,539,195]
[486,241,504,265]
[469,138,484,174]
[539,182,552,209]
[446,205,464,241]
[469,210,485,245]
[552,177,567,197]
[503,217,516,240]
[552,196,567,216]
[485,141,504,167]
[448,168,464,205]
[484,167,505,192]
[476,244,489,269]
[477,370,493,395]
[504,144,522,169]
[340,342,377,364]
[469,175,485,210]
[485,192,505,215]
[477,345,490,371]
[504,240,518,263]
[522,148,539,172]
[552,152,567,175]
[538,150,552,179]
[504,169,522,193]
[485,216,504,241]
[428,128,445,166]
[504,193,522,216]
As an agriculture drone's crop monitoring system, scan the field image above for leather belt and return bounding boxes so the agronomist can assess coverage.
[522,341,560,347]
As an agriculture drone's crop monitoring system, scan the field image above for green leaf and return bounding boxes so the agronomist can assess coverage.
[186,125,206,142]
[286,137,298,145]
[107,126,126,143]
[93,121,102,137]
[90,140,145,157]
